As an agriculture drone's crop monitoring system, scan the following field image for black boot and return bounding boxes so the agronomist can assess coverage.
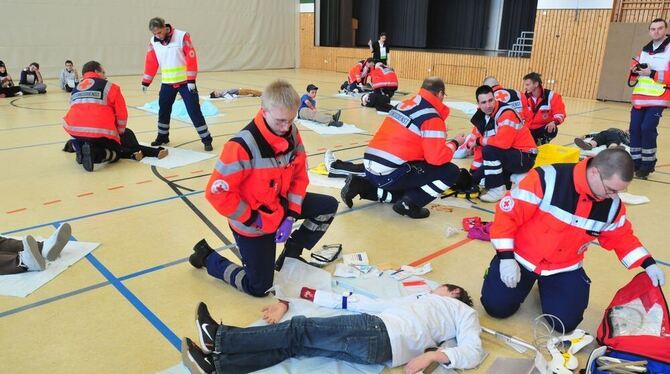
[189,239,215,269]
[275,241,305,271]
[392,197,430,219]
[151,134,170,146]
[341,175,376,208]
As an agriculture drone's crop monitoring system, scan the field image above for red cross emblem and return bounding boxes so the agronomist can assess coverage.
[499,196,514,212]
[495,90,510,102]
[77,78,94,91]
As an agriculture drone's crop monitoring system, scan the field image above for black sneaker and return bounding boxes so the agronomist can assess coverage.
[151,135,169,146]
[392,197,430,219]
[189,239,214,269]
[195,302,218,354]
[341,175,368,208]
[275,243,305,271]
[181,337,215,374]
[574,137,593,150]
[328,120,343,127]
[81,142,94,172]
[332,109,342,123]
[635,169,652,179]
[204,143,213,152]
[75,149,83,165]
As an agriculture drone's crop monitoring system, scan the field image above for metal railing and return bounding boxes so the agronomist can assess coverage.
[507,31,534,57]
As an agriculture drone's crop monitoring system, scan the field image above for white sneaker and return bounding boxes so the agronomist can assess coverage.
[19,235,46,271]
[42,223,71,261]
[480,186,506,202]
[324,150,336,173]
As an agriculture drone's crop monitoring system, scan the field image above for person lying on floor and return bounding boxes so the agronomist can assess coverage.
[181,283,485,374]
[574,128,630,151]
[209,88,262,99]
[0,224,71,275]
[62,128,168,161]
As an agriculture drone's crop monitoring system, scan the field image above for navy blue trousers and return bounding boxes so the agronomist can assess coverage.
[480,256,591,333]
[629,106,663,172]
[157,83,212,144]
[205,193,338,297]
[482,146,536,189]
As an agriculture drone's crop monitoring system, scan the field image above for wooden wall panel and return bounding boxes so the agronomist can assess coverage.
[299,9,612,99]
[612,0,670,22]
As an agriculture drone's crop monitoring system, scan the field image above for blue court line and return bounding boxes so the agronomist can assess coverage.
[1,190,204,236]
[85,252,181,350]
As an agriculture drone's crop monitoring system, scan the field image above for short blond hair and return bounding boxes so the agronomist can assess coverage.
[261,80,300,111]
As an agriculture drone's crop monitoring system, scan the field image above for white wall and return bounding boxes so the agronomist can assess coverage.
[0,0,298,79]
[537,0,613,9]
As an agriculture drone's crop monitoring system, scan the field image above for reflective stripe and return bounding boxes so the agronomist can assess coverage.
[143,74,154,81]
[632,77,666,96]
[214,159,252,176]
[510,188,542,205]
[233,269,246,289]
[491,238,514,250]
[388,109,411,126]
[365,160,397,176]
[161,66,187,84]
[223,264,237,283]
[158,122,170,129]
[378,189,393,203]
[642,156,656,161]
[314,213,335,222]
[497,119,523,129]
[471,161,482,168]
[484,129,496,137]
[485,169,502,175]
[641,148,657,154]
[621,246,650,268]
[70,80,111,106]
[186,70,197,78]
[365,146,407,166]
[117,120,127,125]
[515,252,582,275]
[229,219,264,236]
[631,99,670,106]
[432,180,449,191]
[303,220,330,232]
[421,184,442,197]
[631,154,642,160]
[421,130,446,139]
[603,215,626,232]
[229,200,249,221]
[63,123,119,138]
[483,160,501,166]
[410,107,438,119]
[288,193,303,205]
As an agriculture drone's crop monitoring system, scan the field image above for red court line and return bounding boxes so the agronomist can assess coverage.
[190,169,204,174]
[408,238,473,267]
[43,200,62,206]
[136,180,152,185]
[334,144,343,148]
[656,163,670,168]
[349,142,359,145]
[107,186,124,191]
[317,147,326,151]
[6,208,27,214]
[77,192,94,197]
[164,174,179,179]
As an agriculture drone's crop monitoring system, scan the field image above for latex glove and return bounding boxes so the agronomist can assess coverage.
[645,264,666,287]
[187,83,197,93]
[275,217,295,243]
[253,214,263,229]
[499,259,521,288]
[141,85,148,93]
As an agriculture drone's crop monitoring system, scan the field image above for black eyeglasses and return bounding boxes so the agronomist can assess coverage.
[597,168,627,196]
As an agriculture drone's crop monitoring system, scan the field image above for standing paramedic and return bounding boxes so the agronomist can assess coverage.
[188,80,339,297]
[142,17,213,151]
[628,18,670,179]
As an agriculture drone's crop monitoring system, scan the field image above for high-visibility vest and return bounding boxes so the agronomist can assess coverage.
[151,29,187,84]
[632,76,666,96]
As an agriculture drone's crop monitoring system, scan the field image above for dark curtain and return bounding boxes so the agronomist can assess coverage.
[320,0,341,46]
[353,0,380,47]
[379,0,430,48]
[427,0,491,50]
[498,0,538,50]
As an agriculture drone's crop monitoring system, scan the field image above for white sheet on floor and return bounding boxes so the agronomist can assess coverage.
[136,99,221,124]
[333,92,366,99]
[307,172,346,189]
[199,94,236,101]
[443,101,478,116]
[296,118,366,135]
[138,144,216,169]
[0,241,100,297]
[618,192,650,205]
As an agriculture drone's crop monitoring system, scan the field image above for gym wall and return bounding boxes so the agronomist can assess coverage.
[300,8,612,99]
[0,0,298,79]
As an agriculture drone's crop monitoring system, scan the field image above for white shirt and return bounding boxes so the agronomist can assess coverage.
[380,43,387,59]
[312,291,485,369]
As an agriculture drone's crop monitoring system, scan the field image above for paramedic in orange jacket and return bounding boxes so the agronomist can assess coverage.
[341,58,374,93]
[481,148,665,332]
[369,62,398,98]
[188,80,338,297]
[142,17,212,151]
[341,77,465,219]
[628,18,670,179]
[520,72,567,145]
[63,61,127,172]
[470,85,537,203]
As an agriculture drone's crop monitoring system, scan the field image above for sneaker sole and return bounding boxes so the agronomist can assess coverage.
[340,175,354,208]
[195,304,214,354]
[23,236,46,271]
[44,223,71,261]
[81,143,94,172]
[181,338,209,374]
[574,138,592,150]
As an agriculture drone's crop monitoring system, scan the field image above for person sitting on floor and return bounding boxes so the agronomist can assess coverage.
[298,84,342,127]
[209,88,262,99]
[59,60,80,92]
[181,283,484,374]
[340,58,375,93]
[574,128,630,150]
[0,61,21,98]
[19,62,47,94]
[0,224,71,275]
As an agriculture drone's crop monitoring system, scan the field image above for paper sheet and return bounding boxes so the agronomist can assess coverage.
[295,119,366,135]
[138,144,216,169]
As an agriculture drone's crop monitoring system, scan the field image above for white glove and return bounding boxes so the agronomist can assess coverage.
[645,264,665,287]
[141,85,148,93]
[499,259,521,288]
[187,83,197,93]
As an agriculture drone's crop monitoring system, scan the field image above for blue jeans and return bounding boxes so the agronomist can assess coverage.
[629,106,663,172]
[480,256,591,333]
[157,83,212,144]
[212,314,392,373]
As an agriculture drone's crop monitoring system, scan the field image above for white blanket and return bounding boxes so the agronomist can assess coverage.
[135,99,221,124]
[0,240,100,297]
[333,92,366,99]
[296,119,366,135]
[443,101,478,116]
[138,144,216,169]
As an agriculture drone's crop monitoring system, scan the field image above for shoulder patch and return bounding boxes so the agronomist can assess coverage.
[499,195,514,212]
[211,179,229,194]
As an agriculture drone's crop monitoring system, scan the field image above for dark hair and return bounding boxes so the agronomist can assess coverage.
[523,72,542,85]
[0,60,4,68]
[421,77,445,96]
[65,60,73,65]
[82,61,103,75]
[30,62,39,69]
[475,85,494,101]
[365,57,374,64]
[442,284,473,307]
[148,17,166,30]
[379,32,387,38]
[591,147,635,182]
[650,18,668,28]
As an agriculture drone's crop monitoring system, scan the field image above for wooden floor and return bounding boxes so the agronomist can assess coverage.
[1,69,669,373]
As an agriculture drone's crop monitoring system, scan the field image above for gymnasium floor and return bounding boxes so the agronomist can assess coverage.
[1,69,669,373]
